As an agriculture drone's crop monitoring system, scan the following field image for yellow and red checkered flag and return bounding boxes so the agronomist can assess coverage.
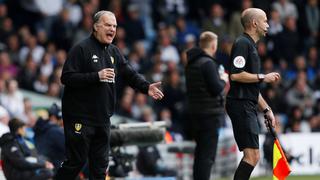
[273,139,291,180]
[264,115,291,180]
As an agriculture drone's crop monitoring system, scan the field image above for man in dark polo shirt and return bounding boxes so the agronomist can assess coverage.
[226,8,281,180]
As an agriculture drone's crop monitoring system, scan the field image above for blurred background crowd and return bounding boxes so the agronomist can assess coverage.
[0,0,319,146]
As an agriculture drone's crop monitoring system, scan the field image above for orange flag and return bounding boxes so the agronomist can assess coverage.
[165,131,173,144]
[273,139,291,180]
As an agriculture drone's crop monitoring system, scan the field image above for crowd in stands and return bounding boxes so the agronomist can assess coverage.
[0,0,319,147]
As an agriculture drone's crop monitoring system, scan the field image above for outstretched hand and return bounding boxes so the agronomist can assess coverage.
[148,82,164,100]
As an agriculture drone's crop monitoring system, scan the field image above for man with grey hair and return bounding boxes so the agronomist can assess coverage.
[55,10,164,180]
[226,8,280,180]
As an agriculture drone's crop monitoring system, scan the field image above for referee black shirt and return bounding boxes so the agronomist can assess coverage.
[227,33,261,103]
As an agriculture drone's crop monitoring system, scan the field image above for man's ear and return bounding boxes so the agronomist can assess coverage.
[94,24,98,31]
[253,19,257,27]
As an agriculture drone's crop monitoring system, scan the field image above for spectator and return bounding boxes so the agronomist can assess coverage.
[0,79,24,118]
[36,29,49,47]
[286,105,310,132]
[19,97,37,126]
[266,9,283,60]
[0,51,18,80]
[128,51,141,72]
[0,105,10,137]
[229,0,252,40]
[122,4,145,45]
[298,0,320,49]
[309,115,320,132]
[152,0,188,25]
[268,9,283,36]
[201,3,228,42]
[19,35,45,65]
[145,61,165,83]
[34,103,65,170]
[286,72,315,117]
[140,106,156,123]
[268,9,283,39]
[17,53,38,91]
[0,118,54,180]
[54,49,67,68]
[50,8,74,51]
[175,16,200,49]
[274,16,301,64]
[5,34,21,66]
[114,27,130,57]
[158,34,180,64]
[46,82,62,98]
[159,70,185,131]
[132,41,152,74]
[73,15,93,45]
[49,66,63,86]
[271,0,298,23]
[106,0,125,24]
[131,92,149,120]
[65,0,83,27]
[286,55,308,81]
[39,52,54,77]
[0,3,8,27]
[0,17,14,42]
[306,46,319,82]
[33,73,49,94]
[116,87,134,119]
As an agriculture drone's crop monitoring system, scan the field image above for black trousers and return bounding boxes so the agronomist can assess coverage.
[55,119,110,180]
[189,113,222,180]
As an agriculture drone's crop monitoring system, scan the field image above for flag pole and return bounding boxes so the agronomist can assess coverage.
[264,115,291,180]
[264,114,277,139]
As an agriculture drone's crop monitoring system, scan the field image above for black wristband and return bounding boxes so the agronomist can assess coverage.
[263,107,271,114]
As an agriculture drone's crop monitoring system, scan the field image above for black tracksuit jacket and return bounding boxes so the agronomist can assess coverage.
[61,35,150,126]
[185,47,225,114]
[0,133,48,180]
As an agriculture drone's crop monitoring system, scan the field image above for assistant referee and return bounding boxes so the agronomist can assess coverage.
[226,8,281,180]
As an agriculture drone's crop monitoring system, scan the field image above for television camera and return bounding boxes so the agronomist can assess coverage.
[108,121,167,177]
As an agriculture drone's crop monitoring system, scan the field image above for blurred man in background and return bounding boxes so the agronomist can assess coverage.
[185,31,228,180]
[34,103,65,171]
[0,118,54,180]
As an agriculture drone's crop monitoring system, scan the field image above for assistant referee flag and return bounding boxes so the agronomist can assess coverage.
[273,139,291,180]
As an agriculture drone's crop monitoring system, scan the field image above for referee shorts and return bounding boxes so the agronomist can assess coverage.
[226,99,259,151]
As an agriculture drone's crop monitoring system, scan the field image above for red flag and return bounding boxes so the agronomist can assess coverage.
[273,139,291,180]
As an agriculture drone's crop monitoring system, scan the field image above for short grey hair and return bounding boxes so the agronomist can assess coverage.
[93,10,115,24]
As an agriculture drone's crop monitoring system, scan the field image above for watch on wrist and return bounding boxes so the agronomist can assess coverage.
[257,74,265,82]
[263,107,271,114]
